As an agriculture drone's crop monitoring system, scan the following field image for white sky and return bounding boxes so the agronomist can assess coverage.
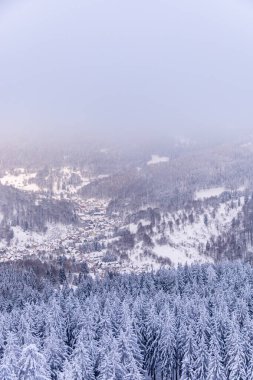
[0,0,253,142]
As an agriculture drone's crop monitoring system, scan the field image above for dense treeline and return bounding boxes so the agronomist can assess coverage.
[205,193,253,263]
[0,261,253,379]
[0,185,77,237]
[83,144,253,213]
[1,140,253,214]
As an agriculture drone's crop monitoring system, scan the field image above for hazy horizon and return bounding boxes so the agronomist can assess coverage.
[1,0,253,144]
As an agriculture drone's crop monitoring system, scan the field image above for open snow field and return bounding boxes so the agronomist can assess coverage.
[147,154,169,165]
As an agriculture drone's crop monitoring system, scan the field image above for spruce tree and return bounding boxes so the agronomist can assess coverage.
[18,344,51,380]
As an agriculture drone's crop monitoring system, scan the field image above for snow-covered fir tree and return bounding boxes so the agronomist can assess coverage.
[0,261,252,379]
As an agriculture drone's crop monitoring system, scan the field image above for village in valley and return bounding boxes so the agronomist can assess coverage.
[0,167,126,274]
[0,141,252,276]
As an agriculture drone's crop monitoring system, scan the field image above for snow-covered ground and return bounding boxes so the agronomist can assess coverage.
[147,154,169,165]
[194,187,226,200]
[0,170,40,192]
[153,244,209,266]
[195,186,246,201]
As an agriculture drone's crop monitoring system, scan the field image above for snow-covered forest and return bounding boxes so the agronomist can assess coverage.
[2,0,253,378]
[0,261,252,379]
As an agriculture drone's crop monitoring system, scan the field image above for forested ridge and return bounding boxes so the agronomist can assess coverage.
[0,261,252,379]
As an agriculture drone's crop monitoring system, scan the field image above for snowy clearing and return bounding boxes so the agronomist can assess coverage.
[147,155,169,165]
[194,187,226,200]
[0,171,40,192]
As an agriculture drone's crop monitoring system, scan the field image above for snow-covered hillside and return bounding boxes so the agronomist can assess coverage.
[123,198,244,271]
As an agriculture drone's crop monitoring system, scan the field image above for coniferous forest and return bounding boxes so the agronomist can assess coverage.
[0,261,252,379]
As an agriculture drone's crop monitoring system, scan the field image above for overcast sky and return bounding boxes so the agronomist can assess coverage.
[0,0,253,143]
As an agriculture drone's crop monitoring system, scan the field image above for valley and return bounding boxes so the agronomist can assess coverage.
[0,141,252,276]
